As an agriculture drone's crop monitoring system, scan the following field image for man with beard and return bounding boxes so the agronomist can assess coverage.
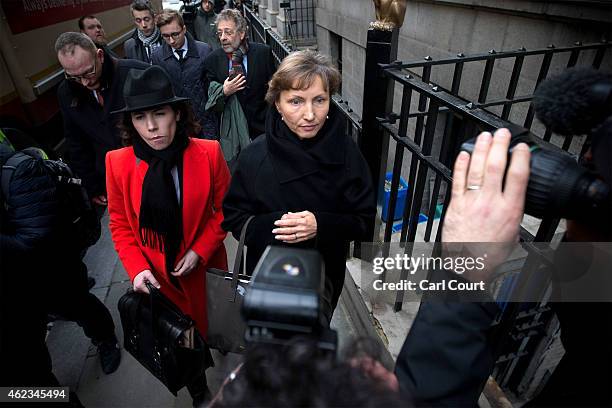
[123,0,163,64]
[203,8,275,140]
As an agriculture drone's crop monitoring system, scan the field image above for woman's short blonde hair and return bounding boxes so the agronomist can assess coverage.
[265,50,341,105]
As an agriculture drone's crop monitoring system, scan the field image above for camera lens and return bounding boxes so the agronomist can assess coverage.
[460,137,610,222]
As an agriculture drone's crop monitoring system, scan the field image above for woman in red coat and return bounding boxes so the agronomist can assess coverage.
[106,66,230,402]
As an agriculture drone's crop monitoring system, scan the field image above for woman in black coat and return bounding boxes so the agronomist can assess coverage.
[222,50,375,320]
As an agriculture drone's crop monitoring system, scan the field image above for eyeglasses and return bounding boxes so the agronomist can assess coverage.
[217,29,236,38]
[64,62,97,82]
[162,31,183,40]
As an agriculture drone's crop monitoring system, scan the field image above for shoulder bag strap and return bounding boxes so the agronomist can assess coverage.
[206,141,254,301]
[229,215,254,302]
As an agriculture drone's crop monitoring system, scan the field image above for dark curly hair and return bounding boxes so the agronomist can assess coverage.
[213,337,409,407]
[118,101,201,146]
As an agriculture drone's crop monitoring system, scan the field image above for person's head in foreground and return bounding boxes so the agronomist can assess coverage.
[210,337,406,407]
[266,49,341,140]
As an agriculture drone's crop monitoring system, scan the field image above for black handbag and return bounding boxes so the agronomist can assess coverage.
[118,282,213,395]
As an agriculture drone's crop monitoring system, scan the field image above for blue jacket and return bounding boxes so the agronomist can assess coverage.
[151,32,217,139]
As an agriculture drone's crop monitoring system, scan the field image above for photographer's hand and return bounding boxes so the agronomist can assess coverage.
[442,128,530,280]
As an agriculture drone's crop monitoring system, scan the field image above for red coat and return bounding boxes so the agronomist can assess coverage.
[106,138,230,336]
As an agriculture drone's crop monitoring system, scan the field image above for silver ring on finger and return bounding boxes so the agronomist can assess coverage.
[467,185,481,191]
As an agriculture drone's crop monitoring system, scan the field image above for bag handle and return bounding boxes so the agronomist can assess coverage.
[228,215,255,302]
[144,281,162,349]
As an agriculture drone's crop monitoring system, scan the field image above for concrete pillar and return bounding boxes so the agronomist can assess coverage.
[276,10,287,38]
[258,0,268,16]
[266,0,279,28]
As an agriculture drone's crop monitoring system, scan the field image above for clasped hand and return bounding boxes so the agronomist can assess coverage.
[272,211,318,243]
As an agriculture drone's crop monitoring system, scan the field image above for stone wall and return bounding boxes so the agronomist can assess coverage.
[316,0,612,118]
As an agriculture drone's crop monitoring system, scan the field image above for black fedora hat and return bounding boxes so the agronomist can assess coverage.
[111,66,190,114]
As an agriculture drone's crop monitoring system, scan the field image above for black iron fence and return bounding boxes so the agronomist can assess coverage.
[279,0,316,47]
[376,41,611,395]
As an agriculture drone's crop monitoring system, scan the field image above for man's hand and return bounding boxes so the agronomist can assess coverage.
[442,128,531,279]
[172,249,200,277]
[272,211,318,243]
[133,269,160,294]
[92,195,107,206]
[223,74,246,96]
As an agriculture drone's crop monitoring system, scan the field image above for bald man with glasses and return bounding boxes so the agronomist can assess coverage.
[56,32,147,205]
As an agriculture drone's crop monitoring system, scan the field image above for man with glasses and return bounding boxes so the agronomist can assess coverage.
[203,8,275,140]
[152,9,217,138]
[54,32,147,376]
[123,0,163,64]
[56,32,147,207]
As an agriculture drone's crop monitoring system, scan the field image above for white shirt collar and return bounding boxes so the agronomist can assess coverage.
[174,39,189,59]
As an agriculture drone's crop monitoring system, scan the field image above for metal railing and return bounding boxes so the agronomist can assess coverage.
[376,41,611,395]
[279,0,316,48]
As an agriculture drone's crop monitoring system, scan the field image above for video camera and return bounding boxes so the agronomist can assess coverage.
[241,246,338,354]
[461,68,611,230]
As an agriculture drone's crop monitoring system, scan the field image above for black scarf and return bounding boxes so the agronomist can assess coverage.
[265,104,346,183]
[132,132,189,275]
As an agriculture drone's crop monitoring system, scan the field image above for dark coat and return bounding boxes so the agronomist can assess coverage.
[151,32,217,139]
[0,142,58,386]
[0,143,58,261]
[193,8,220,50]
[222,106,375,308]
[204,42,275,138]
[394,265,612,407]
[123,29,163,64]
[57,52,148,196]
[394,269,498,407]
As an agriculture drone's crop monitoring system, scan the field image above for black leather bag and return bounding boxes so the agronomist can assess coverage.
[118,282,213,395]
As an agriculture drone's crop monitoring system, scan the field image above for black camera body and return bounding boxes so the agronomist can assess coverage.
[242,246,338,353]
[460,132,610,222]
[461,68,611,231]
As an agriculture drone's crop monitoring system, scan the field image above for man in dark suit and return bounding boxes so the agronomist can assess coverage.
[152,10,217,138]
[56,32,147,205]
[203,8,276,139]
